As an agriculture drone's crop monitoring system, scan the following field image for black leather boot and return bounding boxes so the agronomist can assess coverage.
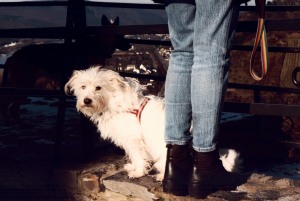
[189,150,248,199]
[162,144,193,196]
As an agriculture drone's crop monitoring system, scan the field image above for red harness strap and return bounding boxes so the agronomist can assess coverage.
[129,98,150,123]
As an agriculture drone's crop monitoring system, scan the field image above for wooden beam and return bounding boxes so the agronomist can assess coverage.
[224,102,300,117]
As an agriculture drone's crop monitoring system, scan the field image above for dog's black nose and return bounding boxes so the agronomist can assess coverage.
[84,98,92,105]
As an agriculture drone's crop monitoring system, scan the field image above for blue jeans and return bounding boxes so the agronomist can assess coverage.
[165,0,240,152]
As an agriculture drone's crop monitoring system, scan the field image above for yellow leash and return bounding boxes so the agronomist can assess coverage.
[250,0,268,81]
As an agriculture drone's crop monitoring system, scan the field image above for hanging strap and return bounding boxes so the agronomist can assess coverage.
[250,0,268,81]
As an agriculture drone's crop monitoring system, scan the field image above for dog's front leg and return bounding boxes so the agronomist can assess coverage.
[122,137,151,178]
[102,115,151,178]
[98,114,151,178]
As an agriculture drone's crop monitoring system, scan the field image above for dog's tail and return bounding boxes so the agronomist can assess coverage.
[219,149,243,173]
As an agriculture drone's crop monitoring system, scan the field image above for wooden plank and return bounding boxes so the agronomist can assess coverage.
[0,1,165,10]
[0,25,169,38]
[233,45,300,53]
[0,88,65,98]
[224,102,300,117]
[85,1,165,9]
[1,18,300,39]
[227,83,300,94]
[280,39,300,88]
[236,19,300,32]
[0,1,67,7]
[239,5,300,12]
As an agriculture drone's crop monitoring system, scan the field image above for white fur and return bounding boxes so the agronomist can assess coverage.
[65,66,241,181]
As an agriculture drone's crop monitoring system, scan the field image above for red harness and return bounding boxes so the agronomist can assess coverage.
[129,98,150,123]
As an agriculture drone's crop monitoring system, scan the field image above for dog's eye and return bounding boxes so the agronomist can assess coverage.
[81,86,86,89]
[95,86,102,91]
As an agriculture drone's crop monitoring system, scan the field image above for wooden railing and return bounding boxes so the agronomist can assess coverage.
[1,2,300,116]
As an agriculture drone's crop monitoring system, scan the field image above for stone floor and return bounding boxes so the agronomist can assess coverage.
[78,152,300,201]
[1,98,300,200]
[1,143,300,201]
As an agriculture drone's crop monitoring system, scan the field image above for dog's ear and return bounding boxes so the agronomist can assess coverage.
[109,75,127,92]
[115,78,126,90]
[64,71,79,96]
[112,16,119,26]
[101,15,111,26]
[65,85,74,96]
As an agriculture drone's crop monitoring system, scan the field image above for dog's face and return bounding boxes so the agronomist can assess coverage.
[65,66,128,117]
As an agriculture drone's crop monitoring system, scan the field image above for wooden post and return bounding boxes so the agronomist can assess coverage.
[280,39,300,89]
[54,0,88,166]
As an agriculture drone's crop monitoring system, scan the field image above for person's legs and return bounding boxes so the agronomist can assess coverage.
[191,0,239,152]
[163,3,195,196]
[189,0,245,198]
[163,1,246,198]
[164,3,195,145]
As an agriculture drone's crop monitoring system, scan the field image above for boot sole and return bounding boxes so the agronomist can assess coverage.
[163,179,188,196]
[189,184,235,199]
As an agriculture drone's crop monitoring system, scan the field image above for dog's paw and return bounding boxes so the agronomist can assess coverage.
[154,173,163,181]
[124,163,135,172]
[124,163,145,178]
[127,170,145,178]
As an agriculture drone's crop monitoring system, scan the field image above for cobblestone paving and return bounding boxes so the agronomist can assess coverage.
[77,153,300,201]
[0,144,300,201]
[1,98,300,200]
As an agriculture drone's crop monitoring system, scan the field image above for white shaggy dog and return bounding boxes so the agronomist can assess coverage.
[65,66,241,181]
